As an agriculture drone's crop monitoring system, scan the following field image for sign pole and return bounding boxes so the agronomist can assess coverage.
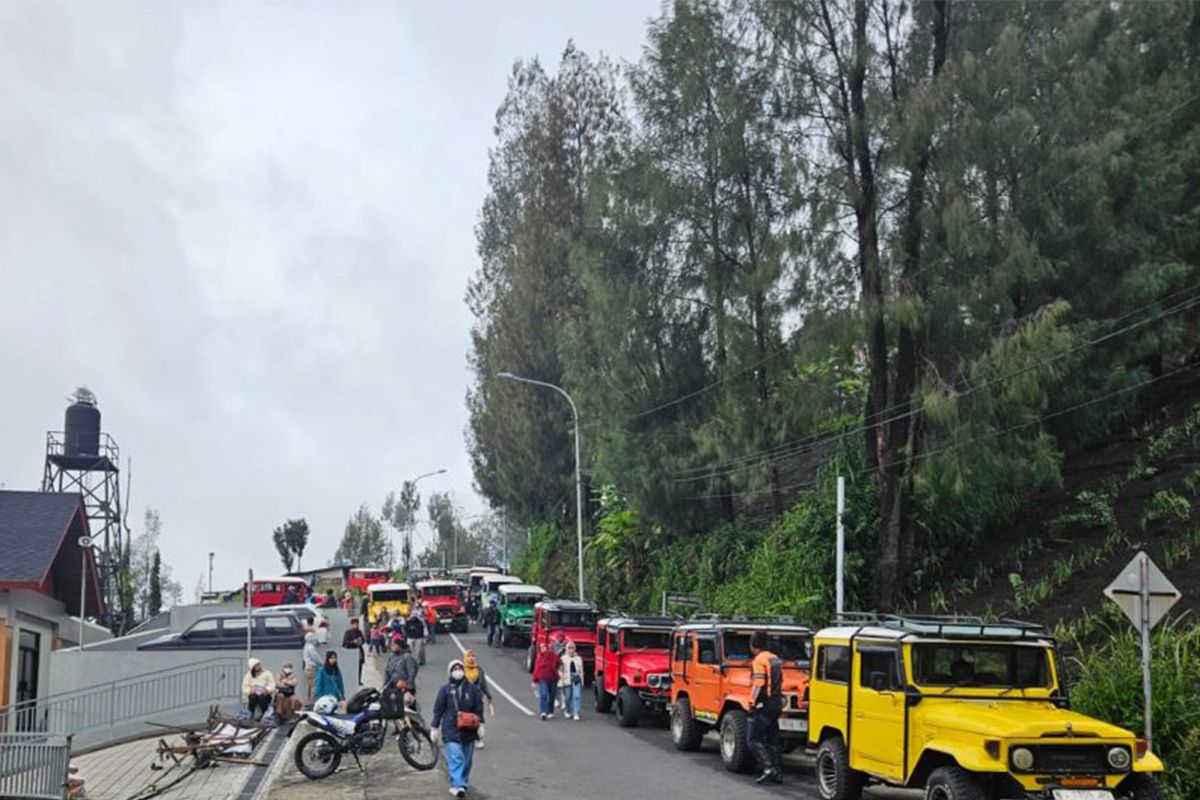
[1139,553,1153,749]
[661,591,667,616]
[79,546,87,650]
[247,568,254,667]
[836,476,845,617]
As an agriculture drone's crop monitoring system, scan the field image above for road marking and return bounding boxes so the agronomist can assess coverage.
[449,632,535,716]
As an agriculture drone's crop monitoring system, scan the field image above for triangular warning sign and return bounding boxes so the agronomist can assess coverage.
[1104,551,1181,631]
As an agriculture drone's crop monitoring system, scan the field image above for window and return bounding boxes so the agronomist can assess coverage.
[818,644,851,683]
[262,616,295,635]
[623,630,672,650]
[697,635,719,665]
[549,611,599,629]
[859,648,902,691]
[674,633,692,663]
[911,644,1051,688]
[607,630,619,653]
[421,585,458,597]
[185,619,220,639]
[722,632,812,661]
[223,617,249,636]
[371,590,411,602]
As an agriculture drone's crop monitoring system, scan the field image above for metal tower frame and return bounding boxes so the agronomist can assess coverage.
[43,430,124,630]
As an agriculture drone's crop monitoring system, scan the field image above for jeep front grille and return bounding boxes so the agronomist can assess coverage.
[1012,745,1112,774]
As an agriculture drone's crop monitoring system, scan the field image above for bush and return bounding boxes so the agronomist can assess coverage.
[1069,617,1200,800]
[1142,490,1192,529]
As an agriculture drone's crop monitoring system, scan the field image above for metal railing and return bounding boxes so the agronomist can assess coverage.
[0,732,71,800]
[0,658,242,751]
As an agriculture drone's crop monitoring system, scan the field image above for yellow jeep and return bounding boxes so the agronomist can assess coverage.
[808,614,1165,800]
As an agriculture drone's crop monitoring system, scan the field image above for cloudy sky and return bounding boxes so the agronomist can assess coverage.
[0,0,659,592]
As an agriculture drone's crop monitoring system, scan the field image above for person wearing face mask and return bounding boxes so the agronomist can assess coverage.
[431,659,485,798]
[531,642,562,721]
[557,640,585,721]
[462,650,495,748]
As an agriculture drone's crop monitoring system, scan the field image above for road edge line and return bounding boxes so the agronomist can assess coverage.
[448,632,535,716]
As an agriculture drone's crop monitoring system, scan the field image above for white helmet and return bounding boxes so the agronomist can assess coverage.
[313,695,338,714]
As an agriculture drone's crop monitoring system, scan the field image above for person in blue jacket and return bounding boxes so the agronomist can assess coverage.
[431,659,485,798]
[313,650,345,704]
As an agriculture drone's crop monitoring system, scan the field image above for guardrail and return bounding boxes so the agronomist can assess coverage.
[0,732,71,800]
[0,657,242,751]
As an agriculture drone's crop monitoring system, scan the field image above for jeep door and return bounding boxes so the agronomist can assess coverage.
[689,633,722,722]
[850,643,906,781]
[601,625,620,696]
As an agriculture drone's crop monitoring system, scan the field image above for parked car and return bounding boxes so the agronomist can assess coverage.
[524,599,599,680]
[138,611,305,650]
[254,604,326,627]
[670,614,813,772]
[496,584,547,646]
[809,613,1164,800]
[593,614,678,727]
[416,580,469,633]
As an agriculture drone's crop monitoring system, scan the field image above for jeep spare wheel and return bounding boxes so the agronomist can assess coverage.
[615,686,641,728]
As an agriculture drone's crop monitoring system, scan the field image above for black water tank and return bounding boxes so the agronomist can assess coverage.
[64,399,101,457]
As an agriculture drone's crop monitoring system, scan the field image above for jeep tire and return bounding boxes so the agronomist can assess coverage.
[925,766,988,800]
[814,737,864,800]
[594,679,613,713]
[615,686,641,728]
[719,709,753,773]
[1118,775,1165,800]
[670,696,704,751]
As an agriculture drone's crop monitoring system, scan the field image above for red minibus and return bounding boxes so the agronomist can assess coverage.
[349,568,392,594]
[244,577,310,608]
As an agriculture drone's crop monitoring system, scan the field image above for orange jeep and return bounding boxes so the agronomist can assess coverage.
[669,615,813,772]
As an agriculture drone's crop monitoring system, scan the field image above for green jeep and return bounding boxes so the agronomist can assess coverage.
[497,583,547,647]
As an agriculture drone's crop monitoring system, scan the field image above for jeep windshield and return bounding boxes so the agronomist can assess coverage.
[624,629,672,650]
[549,611,598,628]
[911,643,1051,688]
[422,585,458,597]
[722,632,811,661]
[506,594,543,606]
[370,590,410,602]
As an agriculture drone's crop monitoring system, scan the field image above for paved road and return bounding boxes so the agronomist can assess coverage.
[406,626,907,800]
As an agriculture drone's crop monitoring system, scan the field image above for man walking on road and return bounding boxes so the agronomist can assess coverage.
[747,632,784,784]
[384,637,419,698]
[483,601,500,648]
[341,616,366,683]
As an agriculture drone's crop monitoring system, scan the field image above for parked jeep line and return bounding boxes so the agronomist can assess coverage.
[525,599,600,680]
[594,613,678,727]
[669,615,813,772]
[416,579,468,633]
[809,614,1165,800]
[496,583,547,646]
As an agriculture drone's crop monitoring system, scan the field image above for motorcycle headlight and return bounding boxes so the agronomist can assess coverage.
[1010,746,1035,772]
[1107,746,1132,771]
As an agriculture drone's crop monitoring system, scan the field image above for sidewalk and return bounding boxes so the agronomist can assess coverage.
[261,654,445,800]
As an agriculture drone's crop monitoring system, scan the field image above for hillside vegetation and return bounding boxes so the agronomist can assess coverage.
[468,2,1200,795]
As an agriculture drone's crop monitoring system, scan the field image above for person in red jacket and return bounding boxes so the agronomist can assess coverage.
[530,642,562,721]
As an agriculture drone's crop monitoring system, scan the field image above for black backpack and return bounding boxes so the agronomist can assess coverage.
[380,685,406,719]
[346,687,378,714]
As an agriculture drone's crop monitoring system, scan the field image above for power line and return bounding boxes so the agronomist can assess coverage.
[687,359,1199,502]
[674,286,1200,484]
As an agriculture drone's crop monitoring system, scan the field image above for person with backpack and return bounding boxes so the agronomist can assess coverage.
[748,631,784,784]
[384,637,419,696]
[430,659,485,798]
[405,610,427,666]
[482,601,500,648]
[530,642,561,720]
[557,640,585,721]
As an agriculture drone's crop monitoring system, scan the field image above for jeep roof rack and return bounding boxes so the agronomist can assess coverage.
[537,598,598,612]
[602,612,681,627]
[685,613,809,628]
[835,612,1052,641]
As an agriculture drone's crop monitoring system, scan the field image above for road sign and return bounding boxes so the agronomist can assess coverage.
[1104,551,1180,629]
[1102,551,1181,751]
[661,592,704,615]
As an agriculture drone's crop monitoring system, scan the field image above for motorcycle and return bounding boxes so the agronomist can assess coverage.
[292,688,439,779]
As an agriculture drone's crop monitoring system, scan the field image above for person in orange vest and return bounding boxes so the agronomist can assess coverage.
[748,631,784,784]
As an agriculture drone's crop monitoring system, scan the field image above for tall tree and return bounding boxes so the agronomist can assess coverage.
[382,481,422,572]
[148,552,163,618]
[333,505,393,568]
[272,519,310,572]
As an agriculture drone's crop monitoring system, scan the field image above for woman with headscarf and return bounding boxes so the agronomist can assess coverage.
[302,632,322,707]
[462,650,495,748]
[558,640,585,721]
[431,659,485,798]
[531,642,562,721]
[274,662,302,721]
[314,650,345,704]
[241,658,275,720]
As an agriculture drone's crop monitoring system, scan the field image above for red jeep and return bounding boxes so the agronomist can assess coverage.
[416,580,468,633]
[524,599,600,681]
[593,614,677,727]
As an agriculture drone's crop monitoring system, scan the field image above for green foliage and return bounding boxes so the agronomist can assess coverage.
[333,505,392,569]
[272,519,310,572]
[1070,618,1200,800]
[1142,490,1193,529]
[148,552,162,619]
[1048,488,1119,535]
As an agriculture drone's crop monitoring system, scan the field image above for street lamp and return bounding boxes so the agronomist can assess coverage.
[403,469,446,572]
[498,371,585,602]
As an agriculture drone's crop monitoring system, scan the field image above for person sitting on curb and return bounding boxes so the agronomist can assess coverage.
[242,658,275,720]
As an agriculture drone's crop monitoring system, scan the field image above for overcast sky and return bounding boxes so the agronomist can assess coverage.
[0,0,659,592]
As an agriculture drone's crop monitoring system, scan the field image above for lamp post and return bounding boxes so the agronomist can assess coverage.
[404,469,446,572]
[498,372,585,602]
[208,552,214,594]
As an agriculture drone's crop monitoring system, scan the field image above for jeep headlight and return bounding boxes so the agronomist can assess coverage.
[1107,746,1131,771]
[1010,747,1035,772]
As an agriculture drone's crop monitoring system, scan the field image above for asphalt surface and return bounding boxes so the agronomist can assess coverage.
[400,625,909,800]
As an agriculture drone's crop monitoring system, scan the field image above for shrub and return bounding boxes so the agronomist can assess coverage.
[1069,618,1200,800]
[1142,490,1192,529]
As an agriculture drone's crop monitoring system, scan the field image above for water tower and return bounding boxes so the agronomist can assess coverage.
[42,388,125,630]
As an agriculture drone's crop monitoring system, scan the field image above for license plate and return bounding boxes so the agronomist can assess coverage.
[778,718,808,733]
[1051,791,1114,800]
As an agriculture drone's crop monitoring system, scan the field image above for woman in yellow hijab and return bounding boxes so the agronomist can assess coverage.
[462,650,495,748]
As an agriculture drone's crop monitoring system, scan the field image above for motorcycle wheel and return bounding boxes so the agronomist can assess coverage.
[398,724,440,771]
[294,731,342,780]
